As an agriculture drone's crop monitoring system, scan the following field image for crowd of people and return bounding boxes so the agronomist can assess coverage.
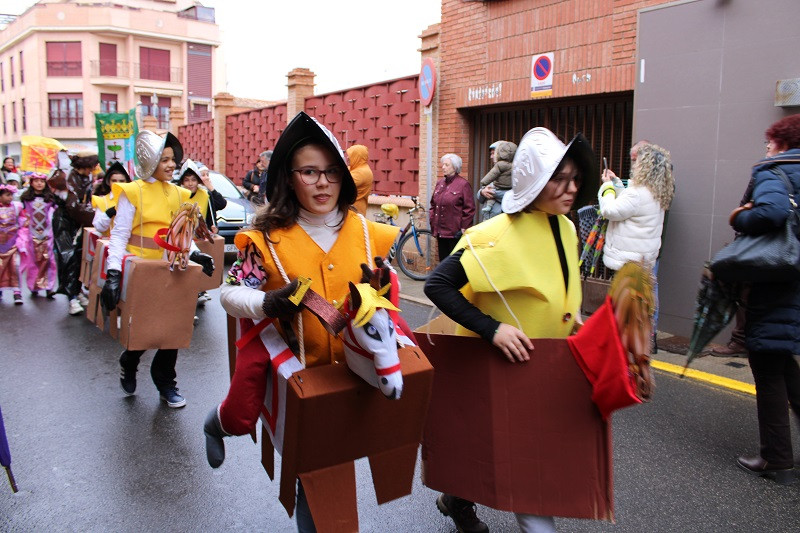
[3,111,799,531]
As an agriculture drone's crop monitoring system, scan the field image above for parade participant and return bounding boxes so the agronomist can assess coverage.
[18,173,58,298]
[203,112,398,531]
[99,130,215,408]
[424,127,598,533]
[0,183,24,305]
[91,162,130,236]
[176,159,227,232]
[50,152,98,316]
[345,144,373,215]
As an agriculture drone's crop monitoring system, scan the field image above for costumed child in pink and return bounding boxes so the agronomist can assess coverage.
[18,172,58,298]
[0,183,24,305]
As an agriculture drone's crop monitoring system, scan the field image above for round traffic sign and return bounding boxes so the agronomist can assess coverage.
[419,58,437,107]
[533,55,552,81]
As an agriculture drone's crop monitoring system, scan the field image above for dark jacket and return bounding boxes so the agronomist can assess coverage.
[732,149,800,355]
[429,173,476,238]
[243,167,267,203]
[193,188,227,228]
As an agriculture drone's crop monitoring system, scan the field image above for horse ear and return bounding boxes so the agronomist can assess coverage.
[349,281,362,311]
[369,268,381,291]
[359,263,373,284]
[379,265,391,288]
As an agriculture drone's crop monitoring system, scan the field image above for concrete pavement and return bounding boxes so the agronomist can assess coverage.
[395,271,756,394]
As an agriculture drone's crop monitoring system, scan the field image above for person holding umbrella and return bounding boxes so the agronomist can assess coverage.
[731,114,800,485]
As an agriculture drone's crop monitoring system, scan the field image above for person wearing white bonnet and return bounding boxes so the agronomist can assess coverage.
[177,159,227,231]
[424,127,598,533]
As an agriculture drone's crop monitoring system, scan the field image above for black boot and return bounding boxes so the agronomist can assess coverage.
[204,408,227,468]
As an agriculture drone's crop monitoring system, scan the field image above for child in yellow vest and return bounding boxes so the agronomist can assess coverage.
[91,162,131,236]
[99,130,215,408]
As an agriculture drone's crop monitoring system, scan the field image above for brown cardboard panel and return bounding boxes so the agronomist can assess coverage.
[87,239,204,350]
[194,235,224,292]
[415,324,614,521]
[276,346,434,526]
[299,462,358,533]
[79,228,101,286]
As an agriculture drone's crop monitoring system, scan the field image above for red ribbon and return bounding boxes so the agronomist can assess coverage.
[152,227,182,252]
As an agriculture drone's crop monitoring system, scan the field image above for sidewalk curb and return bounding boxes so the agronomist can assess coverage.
[650,359,756,396]
[399,293,433,306]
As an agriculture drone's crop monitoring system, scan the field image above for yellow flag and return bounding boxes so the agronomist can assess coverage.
[20,135,67,173]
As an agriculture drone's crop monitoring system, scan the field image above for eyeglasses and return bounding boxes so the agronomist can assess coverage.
[292,167,344,185]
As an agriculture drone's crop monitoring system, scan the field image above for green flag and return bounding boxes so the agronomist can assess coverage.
[95,109,138,177]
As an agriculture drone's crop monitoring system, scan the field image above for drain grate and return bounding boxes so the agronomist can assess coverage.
[726,362,746,368]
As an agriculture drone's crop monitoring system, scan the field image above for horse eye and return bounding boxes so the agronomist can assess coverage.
[365,323,381,341]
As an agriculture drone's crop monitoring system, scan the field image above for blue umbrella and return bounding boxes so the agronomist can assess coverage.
[0,405,18,493]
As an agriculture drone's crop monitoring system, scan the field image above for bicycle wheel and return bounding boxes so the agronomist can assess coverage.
[396,228,439,281]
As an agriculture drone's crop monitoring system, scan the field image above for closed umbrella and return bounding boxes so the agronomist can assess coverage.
[0,405,18,493]
[681,264,741,376]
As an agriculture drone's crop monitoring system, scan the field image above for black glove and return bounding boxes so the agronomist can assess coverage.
[100,269,122,312]
[261,279,301,319]
[189,251,215,277]
[105,207,117,218]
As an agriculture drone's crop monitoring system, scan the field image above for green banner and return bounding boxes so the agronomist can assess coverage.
[95,109,138,177]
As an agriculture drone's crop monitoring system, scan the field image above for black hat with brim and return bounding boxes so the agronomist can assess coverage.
[564,133,600,209]
[164,132,184,167]
[105,161,130,182]
[265,111,356,204]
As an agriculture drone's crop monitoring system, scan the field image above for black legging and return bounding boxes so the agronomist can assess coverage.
[120,349,179,390]
[747,351,800,466]
[436,237,460,262]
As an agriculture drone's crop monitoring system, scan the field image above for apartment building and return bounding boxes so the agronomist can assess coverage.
[0,0,221,157]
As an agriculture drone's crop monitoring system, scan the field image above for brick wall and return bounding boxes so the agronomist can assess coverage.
[178,118,214,168]
[438,0,668,176]
[224,104,288,183]
[304,75,420,196]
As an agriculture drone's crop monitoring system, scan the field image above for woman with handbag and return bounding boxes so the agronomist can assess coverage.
[731,114,800,485]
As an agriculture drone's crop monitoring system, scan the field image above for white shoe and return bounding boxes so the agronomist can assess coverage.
[69,298,84,316]
[77,292,89,307]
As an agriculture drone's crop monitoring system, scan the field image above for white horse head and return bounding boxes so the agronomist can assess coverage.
[341,278,404,400]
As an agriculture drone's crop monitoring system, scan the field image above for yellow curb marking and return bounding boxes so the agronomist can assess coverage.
[651,359,755,396]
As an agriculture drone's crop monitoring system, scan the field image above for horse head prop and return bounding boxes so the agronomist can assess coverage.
[340,265,404,399]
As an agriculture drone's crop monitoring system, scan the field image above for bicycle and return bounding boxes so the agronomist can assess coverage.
[374,197,439,281]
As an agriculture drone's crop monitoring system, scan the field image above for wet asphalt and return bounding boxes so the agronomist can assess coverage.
[1,285,800,532]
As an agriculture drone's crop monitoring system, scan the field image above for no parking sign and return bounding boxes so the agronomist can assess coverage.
[531,52,554,98]
[419,58,437,107]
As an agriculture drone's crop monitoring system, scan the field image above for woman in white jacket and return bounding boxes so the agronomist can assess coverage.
[598,143,674,271]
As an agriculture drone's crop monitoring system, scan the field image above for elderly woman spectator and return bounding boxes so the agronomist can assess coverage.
[430,153,476,261]
[731,114,800,485]
[2,157,18,184]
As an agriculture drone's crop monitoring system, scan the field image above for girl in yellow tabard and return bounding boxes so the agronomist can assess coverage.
[424,127,599,533]
[202,112,398,532]
[99,130,215,409]
[91,162,131,236]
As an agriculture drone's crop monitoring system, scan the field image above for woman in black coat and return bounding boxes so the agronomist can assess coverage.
[731,114,800,484]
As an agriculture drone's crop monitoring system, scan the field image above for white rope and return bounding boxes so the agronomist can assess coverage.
[465,233,524,332]
[358,213,373,267]
[266,238,306,368]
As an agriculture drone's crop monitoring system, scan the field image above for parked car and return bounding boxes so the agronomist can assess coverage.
[206,171,257,254]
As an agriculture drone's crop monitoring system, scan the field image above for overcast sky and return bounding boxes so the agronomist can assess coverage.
[5,0,442,101]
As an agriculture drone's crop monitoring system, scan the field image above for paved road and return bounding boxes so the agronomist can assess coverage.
[1,291,799,532]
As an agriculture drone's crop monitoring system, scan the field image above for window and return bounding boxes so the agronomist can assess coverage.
[139,47,170,81]
[100,93,118,113]
[2,105,5,135]
[99,43,117,76]
[9,57,14,88]
[11,102,16,133]
[46,42,82,77]
[21,99,26,131]
[48,93,84,127]
[19,51,23,84]
[1,62,4,91]
[141,95,171,129]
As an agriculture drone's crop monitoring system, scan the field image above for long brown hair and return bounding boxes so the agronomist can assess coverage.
[251,140,353,238]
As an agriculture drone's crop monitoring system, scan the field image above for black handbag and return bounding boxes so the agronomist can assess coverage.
[710,166,800,283]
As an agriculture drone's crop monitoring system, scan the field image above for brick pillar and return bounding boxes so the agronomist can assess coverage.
[142,115,158,131]
[418,24,440,207]
[169,106,185,134]
[213,92,235,177]
[286,68,315,120]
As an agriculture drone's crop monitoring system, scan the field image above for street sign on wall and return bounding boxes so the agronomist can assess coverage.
[419,58,437,107]
[531,52,554,98]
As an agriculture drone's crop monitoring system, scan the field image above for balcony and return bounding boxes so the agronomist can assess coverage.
[90,60,130,78]
[134,63,182,83]
[47,61,82,77]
